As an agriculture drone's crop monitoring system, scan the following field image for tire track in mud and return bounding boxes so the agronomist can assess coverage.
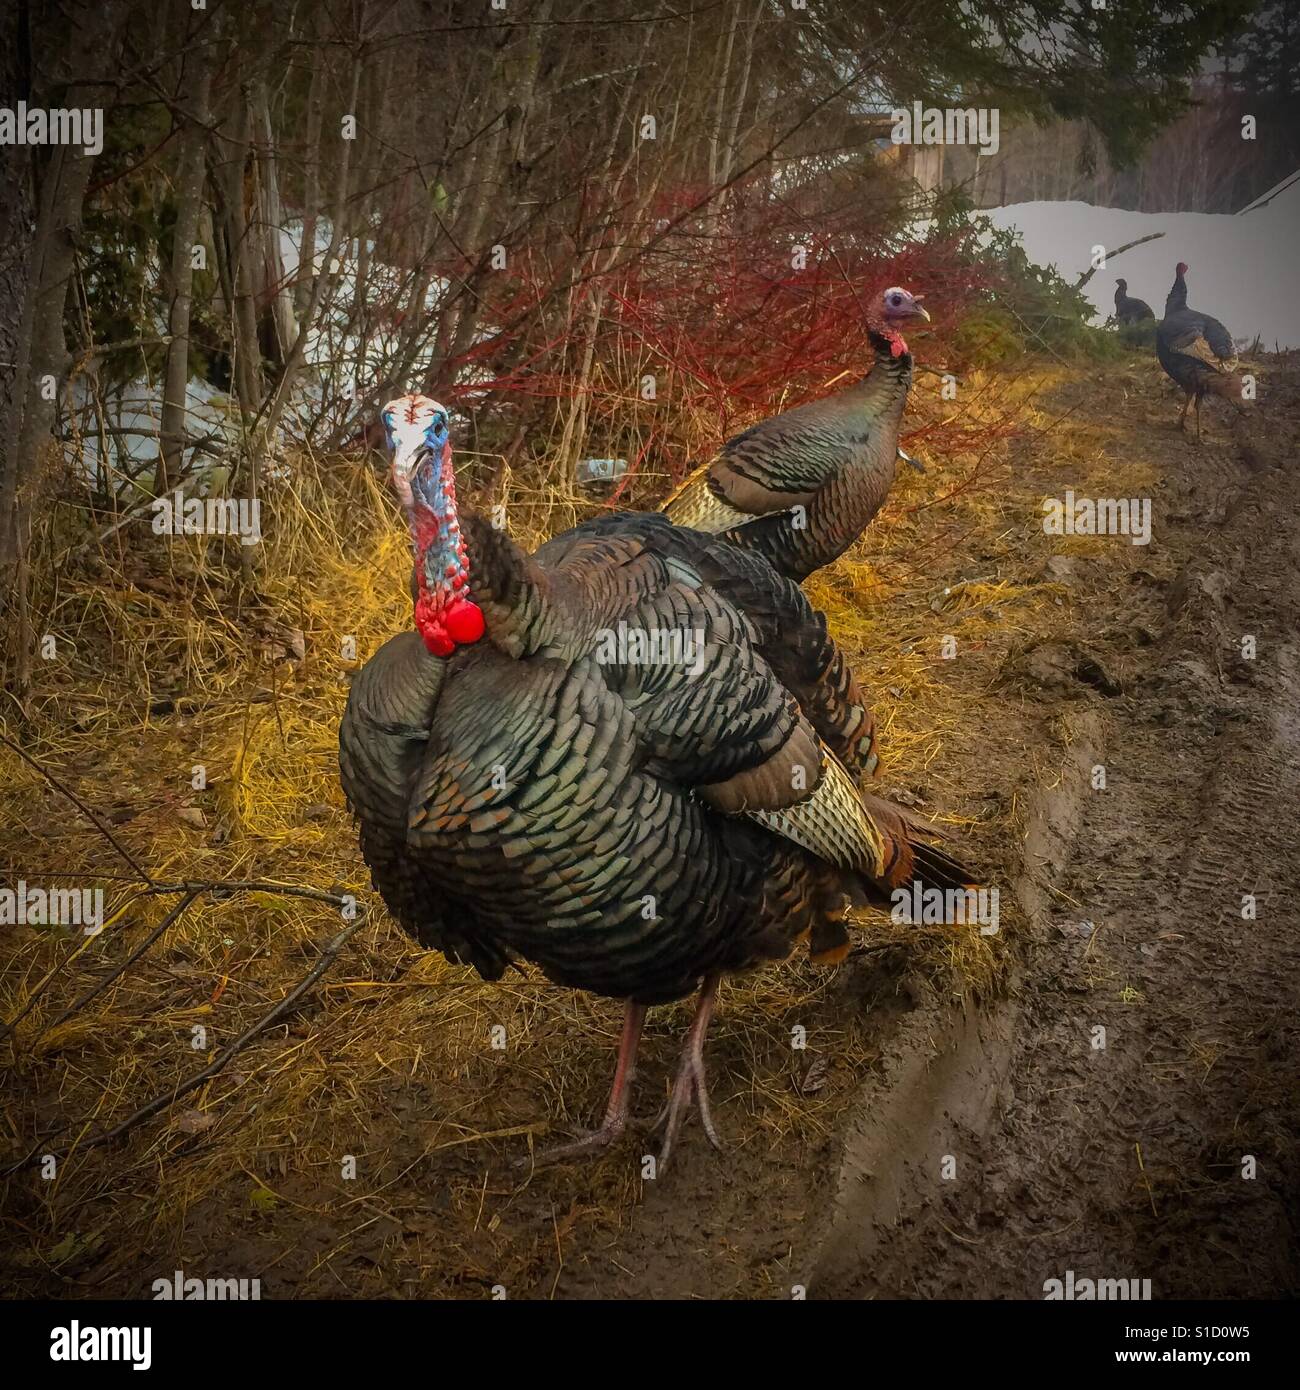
[814,417,1300,1299]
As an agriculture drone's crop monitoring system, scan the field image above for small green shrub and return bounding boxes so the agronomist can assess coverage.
[1117,319,1158,350]
[950,309,1024,368]
[930,190,1127,364]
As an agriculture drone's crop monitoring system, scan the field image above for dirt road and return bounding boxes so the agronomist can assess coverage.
[815,371,1300,1299]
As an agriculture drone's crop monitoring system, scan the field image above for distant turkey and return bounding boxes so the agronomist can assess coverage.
[1113,278,1153,325]
[1156,263,1249,442]
[662,286,932,583]
[1164,260,1189,317]
[340,394,972,1165]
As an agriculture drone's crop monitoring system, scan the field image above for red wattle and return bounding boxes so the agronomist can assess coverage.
[891,335,907,358]
[443,597,485,644]
[413,591,484,656]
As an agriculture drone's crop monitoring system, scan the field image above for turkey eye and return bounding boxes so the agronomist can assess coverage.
[889,293,903,306]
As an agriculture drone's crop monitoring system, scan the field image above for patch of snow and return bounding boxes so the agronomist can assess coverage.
[63,217,456,486]
[67,374,241,494]
[980,179,1300,350]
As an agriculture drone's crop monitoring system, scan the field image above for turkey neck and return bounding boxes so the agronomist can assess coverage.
[404,438,489,657]
[809,328,912,573]
[822,326,914,443]
[445,510,607,661]
[1165,270,1188,317]
[407,442,466,595]
[403,446,591,662]
[738,328,912,583]
[858,326,914,406]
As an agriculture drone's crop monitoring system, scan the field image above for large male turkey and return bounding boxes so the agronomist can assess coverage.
[1113,278,1153,325]
[1156,263,1249,442]
[340,394,972,1166]
[661,286,931,583]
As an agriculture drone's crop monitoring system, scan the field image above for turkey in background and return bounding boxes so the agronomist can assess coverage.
[662,286,932,583]
[1156,261,1253,442]
[1114,278,1154,324]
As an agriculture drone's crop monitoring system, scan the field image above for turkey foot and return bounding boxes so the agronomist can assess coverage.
[647,974,723,1169]
[517,1001,646,1168]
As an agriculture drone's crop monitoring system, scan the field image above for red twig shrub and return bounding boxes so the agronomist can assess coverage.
[435,174,1011,501]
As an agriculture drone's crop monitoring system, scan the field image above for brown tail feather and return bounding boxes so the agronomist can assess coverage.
[858,792,978,897]
[908,840,978,895]
[862,794,955,842]
[797,800,977,966]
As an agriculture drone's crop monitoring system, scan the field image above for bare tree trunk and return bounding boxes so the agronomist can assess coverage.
[294,36,325,320]
[0,129,95,690]
[2,2,125,639]
[9,147,96,538]
[432,125,508,388]
[155,54,213,493]
[349,57,380,407]
[257,51,362,450]
[251,79,298,366]
[431,0,553,393]
[555,287,604,488]
[707,4,739,188]
[0,1,35,584]
[717,3,758,186]
[220,103,263,426]
[385,204,439,398]
[209,90,266,585]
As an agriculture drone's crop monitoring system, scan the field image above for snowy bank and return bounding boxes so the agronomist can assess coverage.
[982,175,1300,350]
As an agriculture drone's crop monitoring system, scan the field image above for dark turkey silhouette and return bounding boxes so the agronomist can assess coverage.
[662,286,931,583]
[1113,278,1153,324]
[1156,263,1249,442]
[1164,260,1189,317]
[340,394,972,1165]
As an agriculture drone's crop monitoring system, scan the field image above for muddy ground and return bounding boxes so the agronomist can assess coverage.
[820,379,1300,1300]
[4,353,1298,1300]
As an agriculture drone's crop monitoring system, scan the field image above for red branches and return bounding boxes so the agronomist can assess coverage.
[436,174,999,483]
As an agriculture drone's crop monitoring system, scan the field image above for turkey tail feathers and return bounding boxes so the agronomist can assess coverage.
[748,749,978,900]
[750,751,886,877]
[769,771,979,966]
[907,839,980,897]
[857,791,979,898]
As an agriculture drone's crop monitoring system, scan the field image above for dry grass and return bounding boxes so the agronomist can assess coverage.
[0,350,1178,1295]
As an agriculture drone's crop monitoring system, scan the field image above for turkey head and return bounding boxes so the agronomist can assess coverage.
[383,393,486,657]
[869,285,930,358]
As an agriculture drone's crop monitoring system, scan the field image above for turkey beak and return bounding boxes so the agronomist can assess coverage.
[390,443,430,511]
[390,449,415,509]
[910,301,931,323]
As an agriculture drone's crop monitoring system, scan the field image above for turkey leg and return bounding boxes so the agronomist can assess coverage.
[1194,393,1203,444]
[650,973,723,1168]
[520,1001,647,1166]
[1178,394,1191,432]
